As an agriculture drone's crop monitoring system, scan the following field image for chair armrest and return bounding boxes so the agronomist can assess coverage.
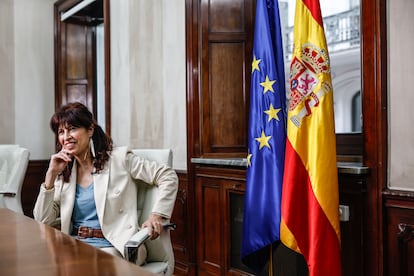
[124,222,176,263]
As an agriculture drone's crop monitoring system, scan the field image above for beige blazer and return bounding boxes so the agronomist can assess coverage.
[33,146,178,255]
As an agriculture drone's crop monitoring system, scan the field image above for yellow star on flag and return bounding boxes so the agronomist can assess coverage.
[246,152,252,167]
[264,103,281,122]
[251,55,261,73]
[260,75,276,94]
[255,130,271,149]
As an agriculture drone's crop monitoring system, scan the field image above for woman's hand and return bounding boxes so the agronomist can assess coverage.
[44,150,72,189]
[141,214,164,240]
[50,150,72,173]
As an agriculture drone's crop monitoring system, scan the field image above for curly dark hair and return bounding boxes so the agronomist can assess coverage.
[50,102,113,182]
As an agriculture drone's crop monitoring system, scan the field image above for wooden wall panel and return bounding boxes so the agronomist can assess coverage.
[338,174,366,276]
[209,0,244,32]
[197,0,254,158]
[397,223,414,276]
[384,191,414,276]
[21,160,49,218]
[195,166,251,275]
[172,171,196,275]
[196,175,222,274]
[209,43,246,149]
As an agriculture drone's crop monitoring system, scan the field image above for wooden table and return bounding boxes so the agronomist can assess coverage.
[0,208,154,275]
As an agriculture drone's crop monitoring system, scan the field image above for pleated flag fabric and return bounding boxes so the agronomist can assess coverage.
[241,0,287,273]
[280,0,342,275]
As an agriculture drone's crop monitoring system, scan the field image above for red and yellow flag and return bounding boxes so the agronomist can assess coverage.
[280,0,341,275]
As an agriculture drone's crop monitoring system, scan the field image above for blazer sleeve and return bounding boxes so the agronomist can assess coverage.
[33,181,61,225]
[124,149,178,219]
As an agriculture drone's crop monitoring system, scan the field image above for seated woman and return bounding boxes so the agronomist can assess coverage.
[33,102,178,265]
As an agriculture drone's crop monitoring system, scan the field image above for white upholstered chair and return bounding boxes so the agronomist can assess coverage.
[125,149,177,276]
[0,145,30,214]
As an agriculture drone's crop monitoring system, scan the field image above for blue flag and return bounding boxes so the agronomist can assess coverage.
[241,0,286,272]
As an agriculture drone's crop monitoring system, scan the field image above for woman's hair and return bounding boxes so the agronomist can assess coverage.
[50,102,113,182]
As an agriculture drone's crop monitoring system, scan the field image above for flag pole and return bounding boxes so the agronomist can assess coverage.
[269,244,273,276]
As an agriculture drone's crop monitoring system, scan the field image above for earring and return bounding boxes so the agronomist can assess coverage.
[90,138,96,158]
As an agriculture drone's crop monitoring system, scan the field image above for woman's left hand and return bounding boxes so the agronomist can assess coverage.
[142,214,164,240]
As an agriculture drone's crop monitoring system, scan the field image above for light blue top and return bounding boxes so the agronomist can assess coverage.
[71,183,112,248]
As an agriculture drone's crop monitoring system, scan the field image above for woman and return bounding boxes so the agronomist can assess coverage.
[33,102,178,265]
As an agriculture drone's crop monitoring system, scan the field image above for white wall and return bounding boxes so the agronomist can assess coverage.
[330,48,361,133]
[0,0,55,159]
[388,0,414,191]
[14,0,56,159]
[110,0,187,170]
[162,1,187,170]
[0,0,15,144]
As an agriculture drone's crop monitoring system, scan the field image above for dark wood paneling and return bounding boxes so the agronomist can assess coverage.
[197,0,254,158]
[336,133,363,156]
[383,190,414,276]
[338,173,367,276]
[21,160,49,218]
[209,0,245,32]
[196,172,222,274]
[195,166,251,275]
[397,223,414,276]
[209,42,246,149]
[172,171,197,275]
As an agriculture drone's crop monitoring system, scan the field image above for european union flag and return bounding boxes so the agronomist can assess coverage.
[241,0,287,272]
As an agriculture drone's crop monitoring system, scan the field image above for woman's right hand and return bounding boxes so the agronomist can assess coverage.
[44,150,72,189]
[49,150,72,174]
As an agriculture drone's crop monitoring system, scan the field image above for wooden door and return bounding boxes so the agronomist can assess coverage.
[54,0,111,134]
[55,21,96,113]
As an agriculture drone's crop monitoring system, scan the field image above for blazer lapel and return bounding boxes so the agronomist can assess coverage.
[60,164,77,234]
[93,164,110,226]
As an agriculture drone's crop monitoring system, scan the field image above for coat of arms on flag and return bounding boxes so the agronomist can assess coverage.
[289,44,332,127]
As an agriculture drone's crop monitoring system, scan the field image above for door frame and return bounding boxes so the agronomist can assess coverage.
[361,0,387,274]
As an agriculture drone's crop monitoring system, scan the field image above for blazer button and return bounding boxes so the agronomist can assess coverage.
[119,208,124,213]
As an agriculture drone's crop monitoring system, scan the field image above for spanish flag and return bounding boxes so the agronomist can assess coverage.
[280,0,342,275]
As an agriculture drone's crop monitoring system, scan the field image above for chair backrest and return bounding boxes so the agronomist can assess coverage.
[0,145,30,214]
[131,149,175,276]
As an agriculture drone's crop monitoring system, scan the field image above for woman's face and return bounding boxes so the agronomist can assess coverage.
[58,124,93,158]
